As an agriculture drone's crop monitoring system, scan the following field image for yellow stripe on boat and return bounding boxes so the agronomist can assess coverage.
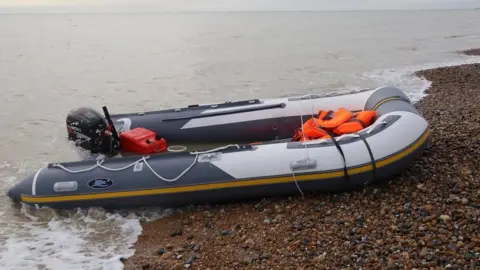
[372,96,407,111]
[20,129,430,204]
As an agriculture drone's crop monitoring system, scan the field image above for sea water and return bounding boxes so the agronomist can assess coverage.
[1,9,480,270]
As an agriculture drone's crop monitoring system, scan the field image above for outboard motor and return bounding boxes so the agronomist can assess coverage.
[66,107,120,157]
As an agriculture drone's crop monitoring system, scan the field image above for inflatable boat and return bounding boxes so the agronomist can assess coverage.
[7,86,430,209]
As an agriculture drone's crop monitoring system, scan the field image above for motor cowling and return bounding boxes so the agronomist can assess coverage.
[66,107,120,156]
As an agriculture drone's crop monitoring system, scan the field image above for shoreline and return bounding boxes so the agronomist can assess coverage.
[123,49,480,270]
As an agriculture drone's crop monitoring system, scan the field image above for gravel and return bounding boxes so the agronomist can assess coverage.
[123,49,480,270]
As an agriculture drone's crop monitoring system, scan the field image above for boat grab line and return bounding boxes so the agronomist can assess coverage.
[51,144,241,183]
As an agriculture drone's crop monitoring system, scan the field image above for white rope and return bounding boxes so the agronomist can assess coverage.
[52,144,241,183]
[52,157,151,173]
[140,144,240,183]
[141,155,199,182]
[52,160,106,173]
[297,94,318,159]
[97,159,144,171]
[291,170,305,200]
[290,93,319,198]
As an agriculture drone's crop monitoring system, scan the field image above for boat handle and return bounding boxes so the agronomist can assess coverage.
[290,158,317,171]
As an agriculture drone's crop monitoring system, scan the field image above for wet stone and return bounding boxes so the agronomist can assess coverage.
[420,247,428,258]
[185,255,197,265]
[203,211,213,218]
[170,228,183,237]
[242,256,254,265]
[439,215,451,222]
[220,230,232,236]
[448,243,458,251]
[260,253,271,260]
[204,220,213,228]
[275,204,285,213]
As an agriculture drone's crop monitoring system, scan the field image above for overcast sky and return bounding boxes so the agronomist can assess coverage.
[0,0,478,11]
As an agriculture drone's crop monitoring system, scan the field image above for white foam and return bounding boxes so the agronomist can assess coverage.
[0,206,143,270]
[0,136,173,270]
[363,56,480,103]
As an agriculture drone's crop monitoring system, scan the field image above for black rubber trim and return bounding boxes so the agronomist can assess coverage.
[325,130,349,181]
[357,133,376,185]
[162,103,287,122]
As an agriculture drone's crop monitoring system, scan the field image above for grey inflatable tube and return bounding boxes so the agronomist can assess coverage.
[7,86,430,209]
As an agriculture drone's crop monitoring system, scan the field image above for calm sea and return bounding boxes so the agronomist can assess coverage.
[1,9,479,270]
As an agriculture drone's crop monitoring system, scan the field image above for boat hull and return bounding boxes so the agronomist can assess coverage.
[7,86,430,209]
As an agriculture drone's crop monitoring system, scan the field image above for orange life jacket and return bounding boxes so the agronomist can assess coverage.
[293,109,376,141]
[292,117,330,141]
[333,110,377,135]
[316,108,353,129]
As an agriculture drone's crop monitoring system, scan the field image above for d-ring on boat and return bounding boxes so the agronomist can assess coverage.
[7,86,430,209]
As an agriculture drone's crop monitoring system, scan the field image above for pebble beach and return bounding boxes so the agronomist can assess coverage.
[123,50,480,270]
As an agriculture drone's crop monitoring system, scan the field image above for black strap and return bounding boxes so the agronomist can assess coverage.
[357,133,376,186]
[325,130,349,181]
[353,118,367,128]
